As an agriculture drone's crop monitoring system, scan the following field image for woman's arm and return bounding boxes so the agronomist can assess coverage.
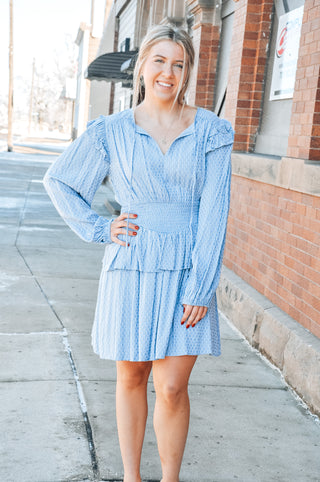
[180,121,234,311]
[43,116,112,243]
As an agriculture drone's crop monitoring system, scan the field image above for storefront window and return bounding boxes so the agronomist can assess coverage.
[255,0,305,157]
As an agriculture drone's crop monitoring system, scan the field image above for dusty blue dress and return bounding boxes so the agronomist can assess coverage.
[43,107,234,361]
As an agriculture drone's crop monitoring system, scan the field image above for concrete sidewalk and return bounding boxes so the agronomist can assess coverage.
[1,151,319,482]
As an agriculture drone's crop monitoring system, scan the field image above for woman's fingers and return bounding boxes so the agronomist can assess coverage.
[181,305,196,327]
[181,305,208,328]
[111,228,135,246]
[117,212,138,221]
[187,306,205,328]
[110,213,139,246]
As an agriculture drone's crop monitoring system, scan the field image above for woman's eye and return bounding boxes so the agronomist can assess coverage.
[155,59,164,63]
[175,64,183,69]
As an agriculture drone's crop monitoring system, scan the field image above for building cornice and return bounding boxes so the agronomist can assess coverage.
[232,152,320,197]
[186,0,218,26]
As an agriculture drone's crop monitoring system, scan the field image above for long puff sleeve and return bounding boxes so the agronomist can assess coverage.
[43,116,112,243]
[180,120,234,307]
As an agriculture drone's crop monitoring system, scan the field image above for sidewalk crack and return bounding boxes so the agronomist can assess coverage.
[62,335,100,479]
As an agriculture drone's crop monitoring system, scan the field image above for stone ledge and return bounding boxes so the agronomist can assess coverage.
[232,152,320,197]
[217,265,320,416]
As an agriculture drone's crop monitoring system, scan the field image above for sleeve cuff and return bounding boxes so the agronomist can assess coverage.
[180,295,210,308]
[101,218,112,244]
[93,216,113,244]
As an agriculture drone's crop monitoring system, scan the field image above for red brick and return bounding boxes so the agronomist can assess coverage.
[309,148,320,160]
[244,31,259,40]
[313,111,320,124]
[301,22,312,35]
[309,320,320,339]
[303,289,320,313]
[311,16,320,31]
[233,142,247,151]
[311,125,320,137]
[234,133,249,143]
[311,136,320,148]
[246,3,263,14]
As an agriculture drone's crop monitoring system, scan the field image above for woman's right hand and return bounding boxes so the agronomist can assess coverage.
[110,212,139,247]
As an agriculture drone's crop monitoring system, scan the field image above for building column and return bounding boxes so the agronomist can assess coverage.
[287,0,320,161]
[224,0,273,152]
[187,1,220,109]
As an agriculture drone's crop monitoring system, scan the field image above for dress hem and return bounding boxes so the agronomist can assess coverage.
[91,346,222,362]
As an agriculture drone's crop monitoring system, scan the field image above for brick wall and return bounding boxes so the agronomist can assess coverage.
[191,22,220,109]
[287,0,320,161]
[187,0,220,109]
[224,0,273,152]
[224,175,320,338]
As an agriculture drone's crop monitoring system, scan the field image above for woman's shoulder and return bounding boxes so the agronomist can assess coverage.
[106,108,133,124]
[192,107,234,151]
[85,110,134,150]
[87,109,133,129]
[195,107,232,131]
[197,107,233,132]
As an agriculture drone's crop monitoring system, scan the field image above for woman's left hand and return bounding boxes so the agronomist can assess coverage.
[181,304,208,329]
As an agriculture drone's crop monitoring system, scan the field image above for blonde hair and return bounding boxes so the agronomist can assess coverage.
[132,25,195,108]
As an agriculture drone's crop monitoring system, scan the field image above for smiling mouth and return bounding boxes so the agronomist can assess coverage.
[156,81,174,88]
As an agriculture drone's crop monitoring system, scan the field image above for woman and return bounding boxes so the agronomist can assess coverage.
[44,25,234,482]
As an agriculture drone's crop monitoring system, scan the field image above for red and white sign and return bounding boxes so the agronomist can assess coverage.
[270,6,304,101]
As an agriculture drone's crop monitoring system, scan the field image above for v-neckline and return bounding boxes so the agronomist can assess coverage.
[131,107,199,156]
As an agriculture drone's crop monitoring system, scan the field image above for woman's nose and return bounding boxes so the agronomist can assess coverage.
[162,63,174,76]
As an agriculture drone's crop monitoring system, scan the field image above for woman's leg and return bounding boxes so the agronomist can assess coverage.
[116,360,152,482]
[152,355,197,482]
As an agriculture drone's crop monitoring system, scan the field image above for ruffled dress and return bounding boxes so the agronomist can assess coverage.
[43,107,234,361]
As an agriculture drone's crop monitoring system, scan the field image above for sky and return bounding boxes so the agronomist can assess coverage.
[0,0,95,96]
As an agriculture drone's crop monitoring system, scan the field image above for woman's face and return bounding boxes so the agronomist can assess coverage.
[141,40,187,103]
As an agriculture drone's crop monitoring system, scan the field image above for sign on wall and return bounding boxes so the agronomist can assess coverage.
[269,6,304,101]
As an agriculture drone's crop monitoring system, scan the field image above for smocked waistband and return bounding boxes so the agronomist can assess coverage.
[121,201,199,233]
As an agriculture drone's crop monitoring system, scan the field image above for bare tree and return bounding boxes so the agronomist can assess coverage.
[30,35,77,134]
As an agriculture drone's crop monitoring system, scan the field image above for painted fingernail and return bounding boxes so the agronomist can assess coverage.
[192,324,195,328]
[134,214,138,218]
[181,321,184,325]
[133,231,137,235]
[183,307,185,312]
[135,225,139,230]
[186,324,190,329]
[127,243,130,246]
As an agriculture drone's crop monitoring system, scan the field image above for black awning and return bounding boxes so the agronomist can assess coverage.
[120,53,137,74]
[85,50,138,82]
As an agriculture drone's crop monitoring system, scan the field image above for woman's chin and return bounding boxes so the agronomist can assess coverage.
[150,89,178,103]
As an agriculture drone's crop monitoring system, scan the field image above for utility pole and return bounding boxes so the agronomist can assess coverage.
[28,59,35,135]
[8,0,14,152]
[104,0,113,25]
[90,0,95,34]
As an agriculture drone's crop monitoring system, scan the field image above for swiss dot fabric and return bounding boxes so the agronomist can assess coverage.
[43,107,234,361]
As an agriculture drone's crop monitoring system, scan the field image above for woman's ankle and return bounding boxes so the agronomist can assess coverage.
[123,471,141,482]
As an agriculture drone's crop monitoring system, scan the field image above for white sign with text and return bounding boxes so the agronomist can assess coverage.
[270,6,304,101]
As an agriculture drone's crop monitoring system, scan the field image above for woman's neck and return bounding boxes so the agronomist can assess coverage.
[136,98,184,125]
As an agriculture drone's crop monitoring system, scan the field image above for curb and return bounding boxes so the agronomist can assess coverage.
[217,265,320,417]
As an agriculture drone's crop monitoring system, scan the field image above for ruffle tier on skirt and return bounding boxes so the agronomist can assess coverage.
[91,268,221,361]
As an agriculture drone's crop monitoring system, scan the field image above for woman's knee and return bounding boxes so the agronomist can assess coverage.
[156,381,188,406]
[117,361,151,390]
